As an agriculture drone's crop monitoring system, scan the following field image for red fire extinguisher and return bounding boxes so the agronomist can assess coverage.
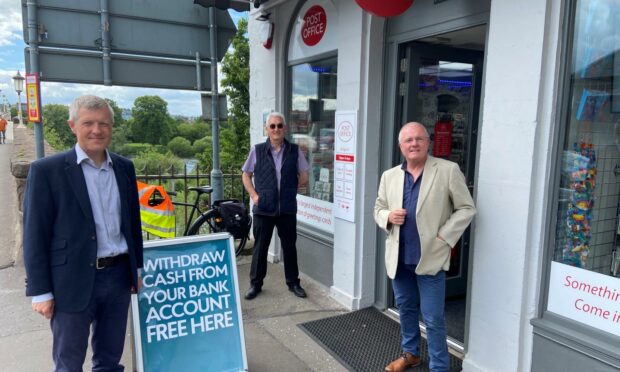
[433,120,453,158]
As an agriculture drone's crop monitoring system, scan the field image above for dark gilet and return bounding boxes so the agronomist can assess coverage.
[253,139,299,216]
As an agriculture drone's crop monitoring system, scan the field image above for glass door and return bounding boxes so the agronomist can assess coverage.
[391,40,483,346]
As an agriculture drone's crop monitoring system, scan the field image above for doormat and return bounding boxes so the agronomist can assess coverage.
[299,307,462,372]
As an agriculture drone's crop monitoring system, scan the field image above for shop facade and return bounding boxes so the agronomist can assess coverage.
[247,0,620,370]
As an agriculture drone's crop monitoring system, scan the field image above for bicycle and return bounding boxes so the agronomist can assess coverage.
[164,186,251,256]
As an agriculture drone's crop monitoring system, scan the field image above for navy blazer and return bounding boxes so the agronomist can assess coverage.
[23,148,143,312]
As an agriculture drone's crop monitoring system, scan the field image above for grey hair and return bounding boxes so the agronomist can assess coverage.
[398,122,429,143]
[265,111,287,127]
[69,95,114,123]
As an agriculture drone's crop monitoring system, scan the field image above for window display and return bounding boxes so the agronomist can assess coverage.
[288,57,337,203]
[553,0,620,276]
[548,0,620,338]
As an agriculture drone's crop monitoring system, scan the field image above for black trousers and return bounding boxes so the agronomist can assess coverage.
[250,213,300,288]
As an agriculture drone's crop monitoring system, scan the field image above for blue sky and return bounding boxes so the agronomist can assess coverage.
[0,0,247,117]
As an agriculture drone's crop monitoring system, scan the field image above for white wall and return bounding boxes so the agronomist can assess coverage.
[329,1,385,310]
[463,0,561,371]
[248,1,298,263]
[249,0,385,309]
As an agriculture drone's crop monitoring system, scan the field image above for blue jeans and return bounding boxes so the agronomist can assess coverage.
[392,263,449,372]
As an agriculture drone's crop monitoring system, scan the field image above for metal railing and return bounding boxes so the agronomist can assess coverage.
[136,163,247,239]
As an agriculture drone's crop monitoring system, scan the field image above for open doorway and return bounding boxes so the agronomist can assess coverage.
[389,24,486,354]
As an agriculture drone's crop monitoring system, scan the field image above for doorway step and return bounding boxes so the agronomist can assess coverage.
[299,307,463,371]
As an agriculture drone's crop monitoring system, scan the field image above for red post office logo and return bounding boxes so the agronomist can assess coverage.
[302,5,327,46]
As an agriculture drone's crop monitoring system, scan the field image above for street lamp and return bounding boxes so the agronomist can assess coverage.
[12,70,25,129]
[0,91,5,116]
[2,96,7,116]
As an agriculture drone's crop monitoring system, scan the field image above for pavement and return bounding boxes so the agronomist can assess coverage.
[0,140,350,372]
[0,141,17,269]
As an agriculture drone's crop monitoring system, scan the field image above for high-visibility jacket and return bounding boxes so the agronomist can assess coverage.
[137,181,175,238]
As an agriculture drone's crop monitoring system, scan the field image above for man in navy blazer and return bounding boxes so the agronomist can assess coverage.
[23,95,143,371]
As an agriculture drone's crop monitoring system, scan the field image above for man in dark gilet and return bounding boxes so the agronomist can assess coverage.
[241,112,309,300]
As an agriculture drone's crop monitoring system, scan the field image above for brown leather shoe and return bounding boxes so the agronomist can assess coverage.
[384,352,421,372]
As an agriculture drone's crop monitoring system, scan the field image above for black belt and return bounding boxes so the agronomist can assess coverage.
[96,254,129,270]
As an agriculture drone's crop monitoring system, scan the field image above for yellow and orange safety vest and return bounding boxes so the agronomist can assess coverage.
[136,181,175,238]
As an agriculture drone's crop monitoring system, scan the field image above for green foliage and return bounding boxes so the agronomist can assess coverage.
[118,143,153,157]
[153,145,167,154]
[167,117,181,139]
[214,17,250,172]
[221,19,249,119]
[105,98,125,125]
[42,104,73,150]
[176,121,210,143]
[129,96,172,145]
[220,116,249,171]
[43,126,67,150]
[132,149,183,174]
[196,149,213,173]
[193,135,212,155]
[109,123,131,154]
[167,136,194,158]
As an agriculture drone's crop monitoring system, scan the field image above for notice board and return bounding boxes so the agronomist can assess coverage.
[131,234,247,371]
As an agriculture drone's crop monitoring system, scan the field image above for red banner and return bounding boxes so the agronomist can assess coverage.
[336,154,355,162]
[432,121,452,157]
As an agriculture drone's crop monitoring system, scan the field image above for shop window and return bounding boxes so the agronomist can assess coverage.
[554,0,620,275]
[288,56,337,202]
[548,0,620,336]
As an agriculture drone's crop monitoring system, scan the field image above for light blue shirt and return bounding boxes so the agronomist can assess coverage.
[76,145,128,259]
[32,145,128,303]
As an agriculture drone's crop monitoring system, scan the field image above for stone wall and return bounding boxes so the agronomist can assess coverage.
[10,127,56,210]
[9,127,56,266]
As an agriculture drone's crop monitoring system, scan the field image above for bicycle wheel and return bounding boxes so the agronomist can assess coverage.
[187,210,248,256]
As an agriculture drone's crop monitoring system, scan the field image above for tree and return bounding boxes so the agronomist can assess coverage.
[167,136,194,158]
[129,95,172,145]
[193,135,212,155]
[219,18,250,171]
[177,120,210,144]
[105,98,125,125]
[109,123,131,154]
[132,149,183,174]
[10,106,18,121]
[42,104,73,150]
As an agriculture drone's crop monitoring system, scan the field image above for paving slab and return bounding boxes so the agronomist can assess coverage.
[0,142,17,269]
[0,253,348,371]
[0,138,349,371]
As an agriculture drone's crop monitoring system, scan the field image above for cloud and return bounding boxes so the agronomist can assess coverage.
[0,2,23,47]
[0,71,202,116]
[40,82,203,117]
[0,68,27,103]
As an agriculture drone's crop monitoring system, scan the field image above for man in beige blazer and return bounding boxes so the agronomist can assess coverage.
[374,122,476,372]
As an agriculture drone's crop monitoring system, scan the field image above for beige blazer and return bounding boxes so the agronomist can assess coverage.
[374,156,476,278]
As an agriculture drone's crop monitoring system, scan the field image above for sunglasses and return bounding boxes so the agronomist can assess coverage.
[269,123,284,129]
